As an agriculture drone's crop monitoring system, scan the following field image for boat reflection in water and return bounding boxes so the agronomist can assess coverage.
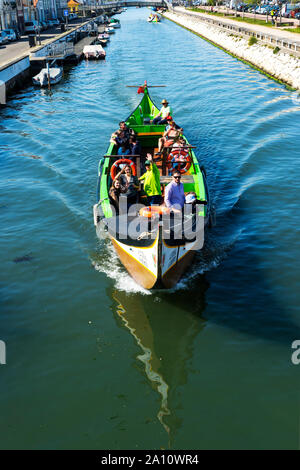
[110,281,208,446]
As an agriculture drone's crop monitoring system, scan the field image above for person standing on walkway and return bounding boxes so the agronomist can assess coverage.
[271,9,275,25]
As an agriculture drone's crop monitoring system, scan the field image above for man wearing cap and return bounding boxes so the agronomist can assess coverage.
[139,154,162,206]
[152,99,173,125]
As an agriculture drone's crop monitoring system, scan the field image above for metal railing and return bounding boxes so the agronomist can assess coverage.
[31,42,75,58]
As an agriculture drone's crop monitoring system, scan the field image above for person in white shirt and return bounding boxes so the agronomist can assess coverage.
[152,99,173,125]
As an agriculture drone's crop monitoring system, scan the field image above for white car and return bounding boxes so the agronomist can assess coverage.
[24,21,40,34]
[3,29,17,41]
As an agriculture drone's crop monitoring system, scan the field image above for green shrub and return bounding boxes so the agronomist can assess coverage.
[273,46,280,54]
[248,36,258,46]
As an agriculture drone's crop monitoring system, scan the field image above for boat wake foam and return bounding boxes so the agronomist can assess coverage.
[92,234,233,294]
[92,243,151,295]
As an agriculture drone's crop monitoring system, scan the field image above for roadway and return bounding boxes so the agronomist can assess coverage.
[0,18,90,68]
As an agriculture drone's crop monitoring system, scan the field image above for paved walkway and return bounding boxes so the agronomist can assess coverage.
[175,7,300,44]
[0,19,91,69]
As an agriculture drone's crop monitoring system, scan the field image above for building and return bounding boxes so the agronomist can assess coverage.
[0,0,18,29]
[55,0,67,18]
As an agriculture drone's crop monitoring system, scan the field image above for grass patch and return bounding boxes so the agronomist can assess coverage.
[188,8,275,28]
[284,27,300,34]
[248,36,258,46]
[189,8,226,18]
[228,15,275,28]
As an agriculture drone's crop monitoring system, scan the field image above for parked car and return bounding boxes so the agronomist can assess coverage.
[3,29,17,41]
[41,21,48,30]
[24,21,40,34]
[290,8,300,18]
[0,30,9,44]
[295,11,300,19]
[13,28,21,40]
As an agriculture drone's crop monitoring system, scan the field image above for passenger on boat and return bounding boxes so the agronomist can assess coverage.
[115,164,139,207]
[164,170,185,213]
[165,116,183,133]
[118,145,130,156]
[151,99,173,125]
[156,120,180,155]
[168,137,188,174]
[110,121,135,148]
[129,135,141,156]
[109,178,126,213]
[139,154,162,206]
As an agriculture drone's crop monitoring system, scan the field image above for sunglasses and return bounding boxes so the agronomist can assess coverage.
[174,175,181,179]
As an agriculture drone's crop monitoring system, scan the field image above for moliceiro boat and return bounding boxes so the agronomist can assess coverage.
[94,83,211,289]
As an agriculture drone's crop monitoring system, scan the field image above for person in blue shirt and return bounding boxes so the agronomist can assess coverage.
[129,135,141,156]
[118,145,130,156]
[164,170,185,213]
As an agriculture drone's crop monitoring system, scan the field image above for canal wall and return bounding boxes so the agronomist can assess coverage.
[0,56,31,105]
[164,9,300,91]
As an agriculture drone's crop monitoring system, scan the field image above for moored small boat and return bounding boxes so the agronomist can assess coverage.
[98,33,110,41]
[105,27,115,34]
[83,44,106,60]
[109,18,121,28]
[32,65,63,87]
[94,82,211,289]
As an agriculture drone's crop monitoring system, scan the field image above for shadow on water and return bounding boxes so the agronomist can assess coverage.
[100,219,299,447]
[109,280,208,449]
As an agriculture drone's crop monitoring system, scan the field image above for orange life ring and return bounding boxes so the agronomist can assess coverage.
[167,148,192,174]
[139,206,170,218]
[110,159,137,180]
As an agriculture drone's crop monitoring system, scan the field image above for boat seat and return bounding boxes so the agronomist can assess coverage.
[137,132,163,136]
[160,175,194,184]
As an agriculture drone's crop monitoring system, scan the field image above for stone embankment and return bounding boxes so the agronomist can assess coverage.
[164,9,300,90]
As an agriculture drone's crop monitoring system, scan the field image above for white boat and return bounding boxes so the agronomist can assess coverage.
[32,65,63,87]
[83,44,106,60]
[105,27,115,34]
[98,33,110,41]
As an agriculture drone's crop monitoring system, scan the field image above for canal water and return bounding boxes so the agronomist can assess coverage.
[0,8,299,450]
